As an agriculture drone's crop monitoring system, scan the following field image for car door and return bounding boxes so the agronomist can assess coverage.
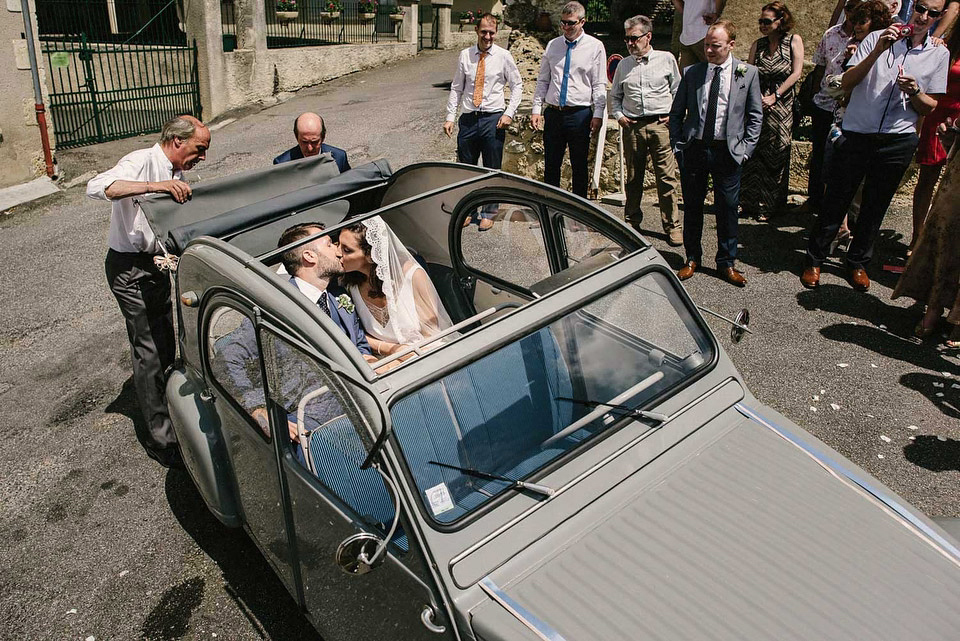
[258,323,456,641]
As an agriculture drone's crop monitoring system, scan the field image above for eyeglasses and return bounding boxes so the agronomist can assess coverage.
[914,4,944,17]
[623,33,650,43]
[559,18,582,26]
[758,18,777,25]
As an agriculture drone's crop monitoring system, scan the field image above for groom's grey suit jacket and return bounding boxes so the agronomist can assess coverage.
[668,57,763,165]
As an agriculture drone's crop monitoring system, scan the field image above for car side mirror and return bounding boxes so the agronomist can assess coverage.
[336,532,386,576]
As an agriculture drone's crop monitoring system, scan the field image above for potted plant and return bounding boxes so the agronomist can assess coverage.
[458,9,475,25]
[319,0,341,20]
[275,0,298,22]
[359,0,378,21]
[389,7,404,22]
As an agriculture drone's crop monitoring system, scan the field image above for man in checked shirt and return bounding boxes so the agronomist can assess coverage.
[443,12,522,230]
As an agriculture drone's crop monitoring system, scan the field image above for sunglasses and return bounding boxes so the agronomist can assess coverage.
[914,4,944,17]
[623,33,650,43]
[560,18,582,26]
[758,18,777,25]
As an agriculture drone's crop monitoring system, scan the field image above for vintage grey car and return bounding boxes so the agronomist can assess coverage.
[143,155,960,641]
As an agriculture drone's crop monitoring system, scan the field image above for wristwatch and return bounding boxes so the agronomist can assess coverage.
[910,86,922,97]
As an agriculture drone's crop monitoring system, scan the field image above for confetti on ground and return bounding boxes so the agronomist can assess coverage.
[936,392,945,398]
[837,363,850,368]
[86,637,95,641]
[877,454,885,459]
[119,570,128,577]
[880,435,892,443]
[871,364,878,368]
[909,435,917,441]
[867,414,875,418]
[943,372,953,378]
[933,382,945,388]
[820,389,826,394]
[907,425,919,430]
[813,395,820,401]
[66,609,77,615]
[879,324,887,330]
[810,406,817,412]
[938,435,948,442]
[831,403,840,411]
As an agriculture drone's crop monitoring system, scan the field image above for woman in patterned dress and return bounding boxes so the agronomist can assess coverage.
[741,1,804,222]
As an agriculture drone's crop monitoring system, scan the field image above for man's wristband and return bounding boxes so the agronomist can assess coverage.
[910,86,922,97]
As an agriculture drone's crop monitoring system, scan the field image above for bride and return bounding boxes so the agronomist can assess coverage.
[338,216,454,357]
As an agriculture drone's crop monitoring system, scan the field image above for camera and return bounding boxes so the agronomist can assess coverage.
[896,24,915,38]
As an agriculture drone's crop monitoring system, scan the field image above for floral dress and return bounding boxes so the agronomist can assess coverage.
[742,34,795,219]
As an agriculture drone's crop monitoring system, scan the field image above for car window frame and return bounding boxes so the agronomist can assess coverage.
[383,258,721,532]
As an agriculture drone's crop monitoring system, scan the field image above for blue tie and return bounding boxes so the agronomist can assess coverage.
[559,39,577,107]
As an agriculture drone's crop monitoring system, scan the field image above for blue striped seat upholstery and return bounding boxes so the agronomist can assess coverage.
[307,417,408,551]
[392,327,575,523]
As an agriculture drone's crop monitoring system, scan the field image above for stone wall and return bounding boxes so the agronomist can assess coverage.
[0,0,53,189]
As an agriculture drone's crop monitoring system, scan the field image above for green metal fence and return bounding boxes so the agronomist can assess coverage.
[36,0,202,148]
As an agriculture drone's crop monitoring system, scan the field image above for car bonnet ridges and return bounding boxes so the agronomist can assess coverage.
[478,577,568,641]
[735,402,960,567]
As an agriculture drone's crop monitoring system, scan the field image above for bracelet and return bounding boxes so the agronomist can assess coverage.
[774,90,781,101]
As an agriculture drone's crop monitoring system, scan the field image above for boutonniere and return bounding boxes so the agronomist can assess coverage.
[735,63,748,80]
[336,293,355,314]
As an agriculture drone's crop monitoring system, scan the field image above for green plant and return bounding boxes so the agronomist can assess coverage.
[458,9,475,20]
[358,0,378,12]
[322,0,342,10]
[276,0,297,11]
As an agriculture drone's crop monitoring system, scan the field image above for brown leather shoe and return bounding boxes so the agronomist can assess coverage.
[720,266,747,287]
[677,260,697,281]
[800,266,821,289]
[849,267,870,292]
[667,228,684,246]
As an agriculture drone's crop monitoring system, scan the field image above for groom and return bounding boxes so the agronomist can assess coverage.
[669,20,762,287]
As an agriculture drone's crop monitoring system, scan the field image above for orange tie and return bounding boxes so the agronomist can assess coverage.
[473,52,486,108]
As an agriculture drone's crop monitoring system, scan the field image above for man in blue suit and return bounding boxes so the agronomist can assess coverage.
[669,20,762,287]
[273,112,351,173]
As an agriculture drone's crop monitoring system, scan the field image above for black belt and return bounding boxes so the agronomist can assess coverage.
[546,104,590,112]
[462,109,503,117]
[625,113,668,124]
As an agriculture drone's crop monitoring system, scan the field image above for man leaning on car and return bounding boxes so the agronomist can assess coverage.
[87,114,210,468]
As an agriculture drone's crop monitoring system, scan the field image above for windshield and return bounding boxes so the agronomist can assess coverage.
[390,269,714,524]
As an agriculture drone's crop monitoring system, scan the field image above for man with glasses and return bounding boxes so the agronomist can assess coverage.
[805,0,861,215]
[611,15,683,245]
[801,0,950,292]
[531,1,607,198]
[444,13,522,230]
[674,0,727,70]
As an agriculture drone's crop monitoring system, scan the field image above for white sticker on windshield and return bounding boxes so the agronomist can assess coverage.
[425,482,455,516]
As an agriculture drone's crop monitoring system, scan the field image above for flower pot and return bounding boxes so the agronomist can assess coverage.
[360,11,377,20]
[276,10,299,22]
[319,10,340,21]
[389,13,404,22]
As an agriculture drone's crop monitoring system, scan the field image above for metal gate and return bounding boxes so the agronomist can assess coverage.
[36,0,202,149]
[418,2,439,51]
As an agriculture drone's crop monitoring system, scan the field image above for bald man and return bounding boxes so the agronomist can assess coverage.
[273,112,351,172]
[87,114,210,468]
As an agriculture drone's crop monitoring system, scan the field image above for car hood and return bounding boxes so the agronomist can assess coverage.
[470,408,960,641]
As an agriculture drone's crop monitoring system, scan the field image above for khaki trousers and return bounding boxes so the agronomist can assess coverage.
[622,117,681,233]
[678,38,708,72]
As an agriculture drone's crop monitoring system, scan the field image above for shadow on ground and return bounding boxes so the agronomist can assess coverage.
[164,470,321,640]
[903,435,960,472]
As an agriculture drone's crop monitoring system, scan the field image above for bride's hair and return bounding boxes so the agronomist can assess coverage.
[338,222,385,296]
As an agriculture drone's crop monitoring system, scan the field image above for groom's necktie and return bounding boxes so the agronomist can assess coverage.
[317,292,331,317]
[703,65,722,143]
[559,39,577,107]
[473,52,486,108]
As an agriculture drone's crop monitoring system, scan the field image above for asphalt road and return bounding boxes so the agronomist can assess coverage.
[1,45,957,640]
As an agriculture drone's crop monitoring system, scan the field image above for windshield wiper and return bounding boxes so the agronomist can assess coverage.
[428,461,555,498]
[556,397,670,424]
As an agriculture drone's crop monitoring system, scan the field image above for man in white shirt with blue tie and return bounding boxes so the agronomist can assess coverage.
[530,1,607,198]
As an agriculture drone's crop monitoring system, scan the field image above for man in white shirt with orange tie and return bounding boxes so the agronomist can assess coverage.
[444,13,522,229]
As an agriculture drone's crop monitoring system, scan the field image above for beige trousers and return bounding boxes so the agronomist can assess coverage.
[678,38,708,72]
[622,118,681,232]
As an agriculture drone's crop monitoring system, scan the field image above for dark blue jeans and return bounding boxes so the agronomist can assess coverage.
[806,106,834,212]
[543,106,592,197]
[678,141,742,269]
[807,131,919,269]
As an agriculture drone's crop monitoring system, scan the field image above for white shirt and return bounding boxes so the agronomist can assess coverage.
[86,143,179,254]
[293,276,327,305]
[532,32,607,118]
[681,0,715,46]
[698,55,734,139]
[611,49,681,119]
[842,29,950,135]
[446,44,523,121]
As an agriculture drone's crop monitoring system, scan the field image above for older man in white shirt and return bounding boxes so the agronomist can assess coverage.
[87,114,210,468]
[612,14,683,245]
[531,1,607,198]
[444,13,522,229]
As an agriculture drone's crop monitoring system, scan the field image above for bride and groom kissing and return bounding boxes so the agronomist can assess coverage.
[280,216,453,366]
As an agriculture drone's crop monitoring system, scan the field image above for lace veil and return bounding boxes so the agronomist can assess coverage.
[362,216,454,344]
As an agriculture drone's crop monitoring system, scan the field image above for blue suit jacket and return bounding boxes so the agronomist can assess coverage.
[289,277,371,356]
[273,144,351,173]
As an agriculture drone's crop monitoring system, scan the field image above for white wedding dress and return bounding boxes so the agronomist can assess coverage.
[346,216,454,346]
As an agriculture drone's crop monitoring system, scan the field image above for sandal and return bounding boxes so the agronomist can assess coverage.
[915,308,941,339]
[947,325,960,348]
